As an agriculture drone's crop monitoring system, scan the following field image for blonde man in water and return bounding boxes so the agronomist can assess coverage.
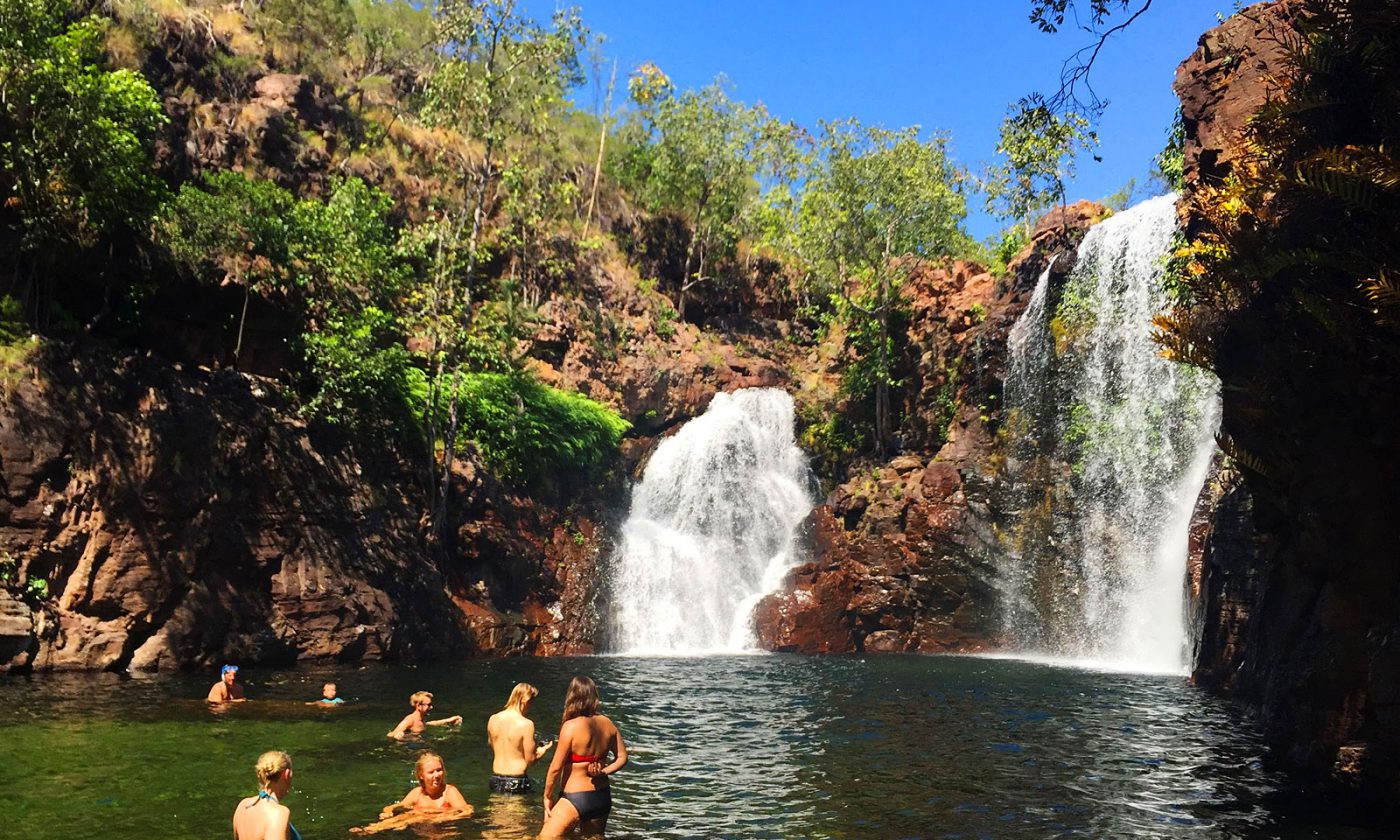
[232,750,301,840]
[486,682,554,793]
[387,691,462,738]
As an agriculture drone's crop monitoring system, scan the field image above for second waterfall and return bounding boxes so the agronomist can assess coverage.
[608,388,815,654]
[1000,194,1221,673]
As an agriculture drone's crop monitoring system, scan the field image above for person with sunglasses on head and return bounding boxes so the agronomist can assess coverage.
[207,664,247,704]
[387,691,462,739]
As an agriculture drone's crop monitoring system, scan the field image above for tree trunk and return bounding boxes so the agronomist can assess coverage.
[433,371,462,542]
[233,282,251,367]
[582,59,617,238]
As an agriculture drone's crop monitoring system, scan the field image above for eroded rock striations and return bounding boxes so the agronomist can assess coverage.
[0,347,618,670]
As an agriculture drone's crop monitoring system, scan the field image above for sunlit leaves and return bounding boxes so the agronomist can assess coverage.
[0,1,166,251]
[984,95,1096,222]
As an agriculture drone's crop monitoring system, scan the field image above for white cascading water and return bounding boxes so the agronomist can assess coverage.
[608,388,815,654]
[1001,194,1221,673]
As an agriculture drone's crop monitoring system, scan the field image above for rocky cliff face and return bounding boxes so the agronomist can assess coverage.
[1179,0,1400,802]
[0,346,623,670]
[754,209,1103,654]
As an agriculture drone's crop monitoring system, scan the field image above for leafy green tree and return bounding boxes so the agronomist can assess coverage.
[624,70,792,319]
[796,119,969,456]
[984,95,1096,222]
[404,369,628,489]
[164,174,414,432]
[0,0,165,254]
[161,172,295,360]
[418,0,587,529]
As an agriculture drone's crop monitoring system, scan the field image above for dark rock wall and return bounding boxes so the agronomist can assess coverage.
[1180,0,1400,801]
[0,347,615,670]
[0,347,460,669]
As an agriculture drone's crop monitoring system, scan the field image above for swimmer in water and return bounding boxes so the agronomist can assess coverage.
[351,752,474,835]
[541,676,628,839]
[387,691,462,738]
[487,682,553,793]
[307,682,345,706]
[207,664,247,704]
[232,750,301,840]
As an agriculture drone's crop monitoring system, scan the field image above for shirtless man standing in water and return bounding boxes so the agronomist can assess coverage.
[486,683,554,793]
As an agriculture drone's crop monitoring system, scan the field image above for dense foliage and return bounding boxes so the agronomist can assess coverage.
[0,0,1039,505]
[794,120,970,455]
[1156,0,1400,479]
[0,0,165,256]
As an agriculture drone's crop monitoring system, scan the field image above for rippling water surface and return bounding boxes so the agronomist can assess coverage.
[0,655,1381,838]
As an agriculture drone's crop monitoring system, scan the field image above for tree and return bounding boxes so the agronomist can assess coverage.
[0,0,165,306]
[796,119,969,456]
[163,174,413,434]
[161,172,296,362]
[1027,0,1152,118]
[417,0,587,531]
[625,70,790,320]
[984,94,1096,222]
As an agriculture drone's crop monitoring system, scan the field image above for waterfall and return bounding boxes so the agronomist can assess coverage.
[608,388,816,654]
[1000,194,1221,673]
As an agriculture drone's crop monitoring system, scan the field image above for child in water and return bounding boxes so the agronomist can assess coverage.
[308,682,345,706]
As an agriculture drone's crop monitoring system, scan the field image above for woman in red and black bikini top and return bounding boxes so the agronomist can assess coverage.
[540,676,628,838]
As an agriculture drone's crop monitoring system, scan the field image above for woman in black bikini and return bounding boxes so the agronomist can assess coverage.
[541,676,628,838]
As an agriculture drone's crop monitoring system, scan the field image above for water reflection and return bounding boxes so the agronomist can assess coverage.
[0,655,1386,839]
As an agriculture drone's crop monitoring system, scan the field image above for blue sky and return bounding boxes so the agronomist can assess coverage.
[530,0,1228,239]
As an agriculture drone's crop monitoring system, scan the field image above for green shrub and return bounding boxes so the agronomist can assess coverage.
[300,306,415,436]
[410,370,629,486]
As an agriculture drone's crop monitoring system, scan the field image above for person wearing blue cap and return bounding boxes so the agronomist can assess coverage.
[208,664,247,704]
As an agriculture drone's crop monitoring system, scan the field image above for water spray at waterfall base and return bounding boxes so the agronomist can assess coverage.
[607,389,816,655]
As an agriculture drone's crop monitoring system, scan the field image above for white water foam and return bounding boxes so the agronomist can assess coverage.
[608,388,815,654]
[1000,194,1221,673]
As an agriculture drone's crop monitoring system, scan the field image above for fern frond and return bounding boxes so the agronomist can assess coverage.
[1293,145,1400,209]
[1215,434,1272,479]
[1151,313,1215,368]
[1361,272,1400,324]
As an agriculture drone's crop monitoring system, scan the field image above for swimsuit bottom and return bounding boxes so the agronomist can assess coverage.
[489,773,533,794]
[561,786,612,822]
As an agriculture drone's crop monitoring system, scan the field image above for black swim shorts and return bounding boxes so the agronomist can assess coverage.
[489,773,533,794]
